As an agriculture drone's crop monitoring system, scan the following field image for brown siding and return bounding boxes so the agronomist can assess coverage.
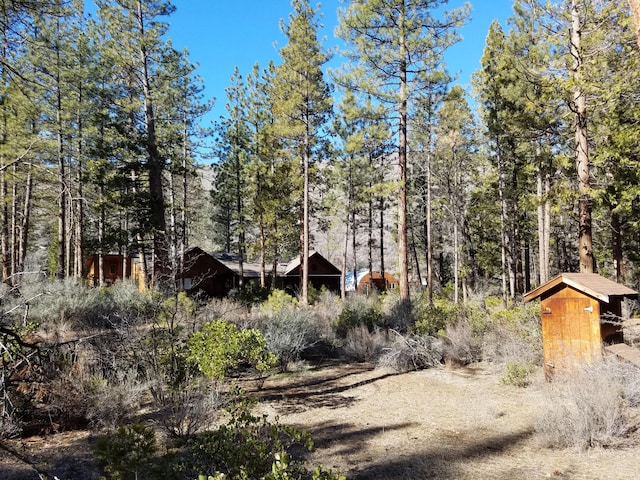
[541,286,602,375]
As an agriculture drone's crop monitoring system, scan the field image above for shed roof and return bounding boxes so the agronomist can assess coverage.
[523,272,638,304]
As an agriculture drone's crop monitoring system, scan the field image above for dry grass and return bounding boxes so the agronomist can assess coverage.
[536,358,640,449]
[343,325,388,362]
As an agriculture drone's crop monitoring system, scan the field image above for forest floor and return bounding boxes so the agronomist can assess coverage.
[1,362,640,480]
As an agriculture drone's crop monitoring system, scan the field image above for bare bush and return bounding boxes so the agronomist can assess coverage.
[160,381,226,439]
[262,308,319,372]
[482,303,542,368]
[377,331,444,372]
[311,290,343,342]
[344,325,389,362]
[376,290,415,332]
[536,358,640,449]
[198,297,252,330]
[442,319,482,366]
[84,371,148,431]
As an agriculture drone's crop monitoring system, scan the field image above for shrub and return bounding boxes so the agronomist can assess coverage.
[381,294,414,332]
[377,331,444,372]
[160,381,227,439]
[500,360,536,387]
[536,358,640,449]
[263,308,319,372]
[95,423,157,480]
[344,325,388,362]
[231,282,271,306]
[198,297,251,329]
[482,302,541,367]
[84,371,148,430]
[311,290,342,342]
[442,319,483,366]
[178,398,313,480]
[413,298,458,336]
[335,294,381,338]
[188,319,277,381]
[261,289,299,317]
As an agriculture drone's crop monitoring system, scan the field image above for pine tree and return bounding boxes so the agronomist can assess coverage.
[271,0,332,305]
[336,0,469,300]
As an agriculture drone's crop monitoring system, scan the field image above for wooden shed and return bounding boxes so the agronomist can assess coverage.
[84,253,146,291]
[524,273,638,375]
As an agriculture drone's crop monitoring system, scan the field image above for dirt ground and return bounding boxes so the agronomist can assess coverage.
[254,363,640,480]
[1,363,639,480]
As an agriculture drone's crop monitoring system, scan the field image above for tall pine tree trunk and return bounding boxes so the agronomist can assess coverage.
[75,97,84,278]
[498,150,508,306]
[396,2,410,300]
[537,166,549,284]
[301,120,310,304]
[341,214,349,300]
[137,0,168,288]
[18,165,32,274]
[1,153,8,283]
[571,0,593,273]
[56,54,66,279]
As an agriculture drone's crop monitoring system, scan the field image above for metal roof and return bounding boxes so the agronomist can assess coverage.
[523,272,638,304]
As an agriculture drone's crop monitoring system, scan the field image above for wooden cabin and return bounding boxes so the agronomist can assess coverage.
[344,270,398,294]
[180,248,342,298]
[179,247,240,298]
[281,251,342,294]
[524,273,638,375]
[83,253,146,290]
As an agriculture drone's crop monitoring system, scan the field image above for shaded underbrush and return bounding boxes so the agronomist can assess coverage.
[1,277,638,479]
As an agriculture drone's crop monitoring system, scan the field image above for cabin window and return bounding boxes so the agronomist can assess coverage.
[184,278,192,289]
[109,262,117,275]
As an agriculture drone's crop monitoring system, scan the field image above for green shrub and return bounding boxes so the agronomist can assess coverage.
[188,319,277,381]
[261,289,299,317]
[95,423,157,480]
[413,298,458,336]
[231,282,271,306]
[500,360,535,387]
[179,398,313,479]
[335,294,381,338]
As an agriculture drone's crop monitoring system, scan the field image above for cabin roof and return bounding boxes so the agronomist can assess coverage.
[283,251,341,276]
[523,272,638,304]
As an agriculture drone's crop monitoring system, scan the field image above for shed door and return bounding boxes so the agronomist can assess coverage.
[543,297,600,371]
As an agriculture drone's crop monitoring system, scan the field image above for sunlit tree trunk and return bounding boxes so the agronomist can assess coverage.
[571,0,593,273]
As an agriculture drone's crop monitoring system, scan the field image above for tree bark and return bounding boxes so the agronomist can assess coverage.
[397,4,410,301]
[137,0,168,288]
[301,122,310,304]
[17,165,32,275]
[612,211,624,283]
[571,0,593,273]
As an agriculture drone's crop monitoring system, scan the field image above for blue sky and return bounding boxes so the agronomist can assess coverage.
[166,0,515,126]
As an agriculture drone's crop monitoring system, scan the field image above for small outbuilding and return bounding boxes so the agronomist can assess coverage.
[524,272,638,375]
[344,270,398,294]
[281,251,343,293]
